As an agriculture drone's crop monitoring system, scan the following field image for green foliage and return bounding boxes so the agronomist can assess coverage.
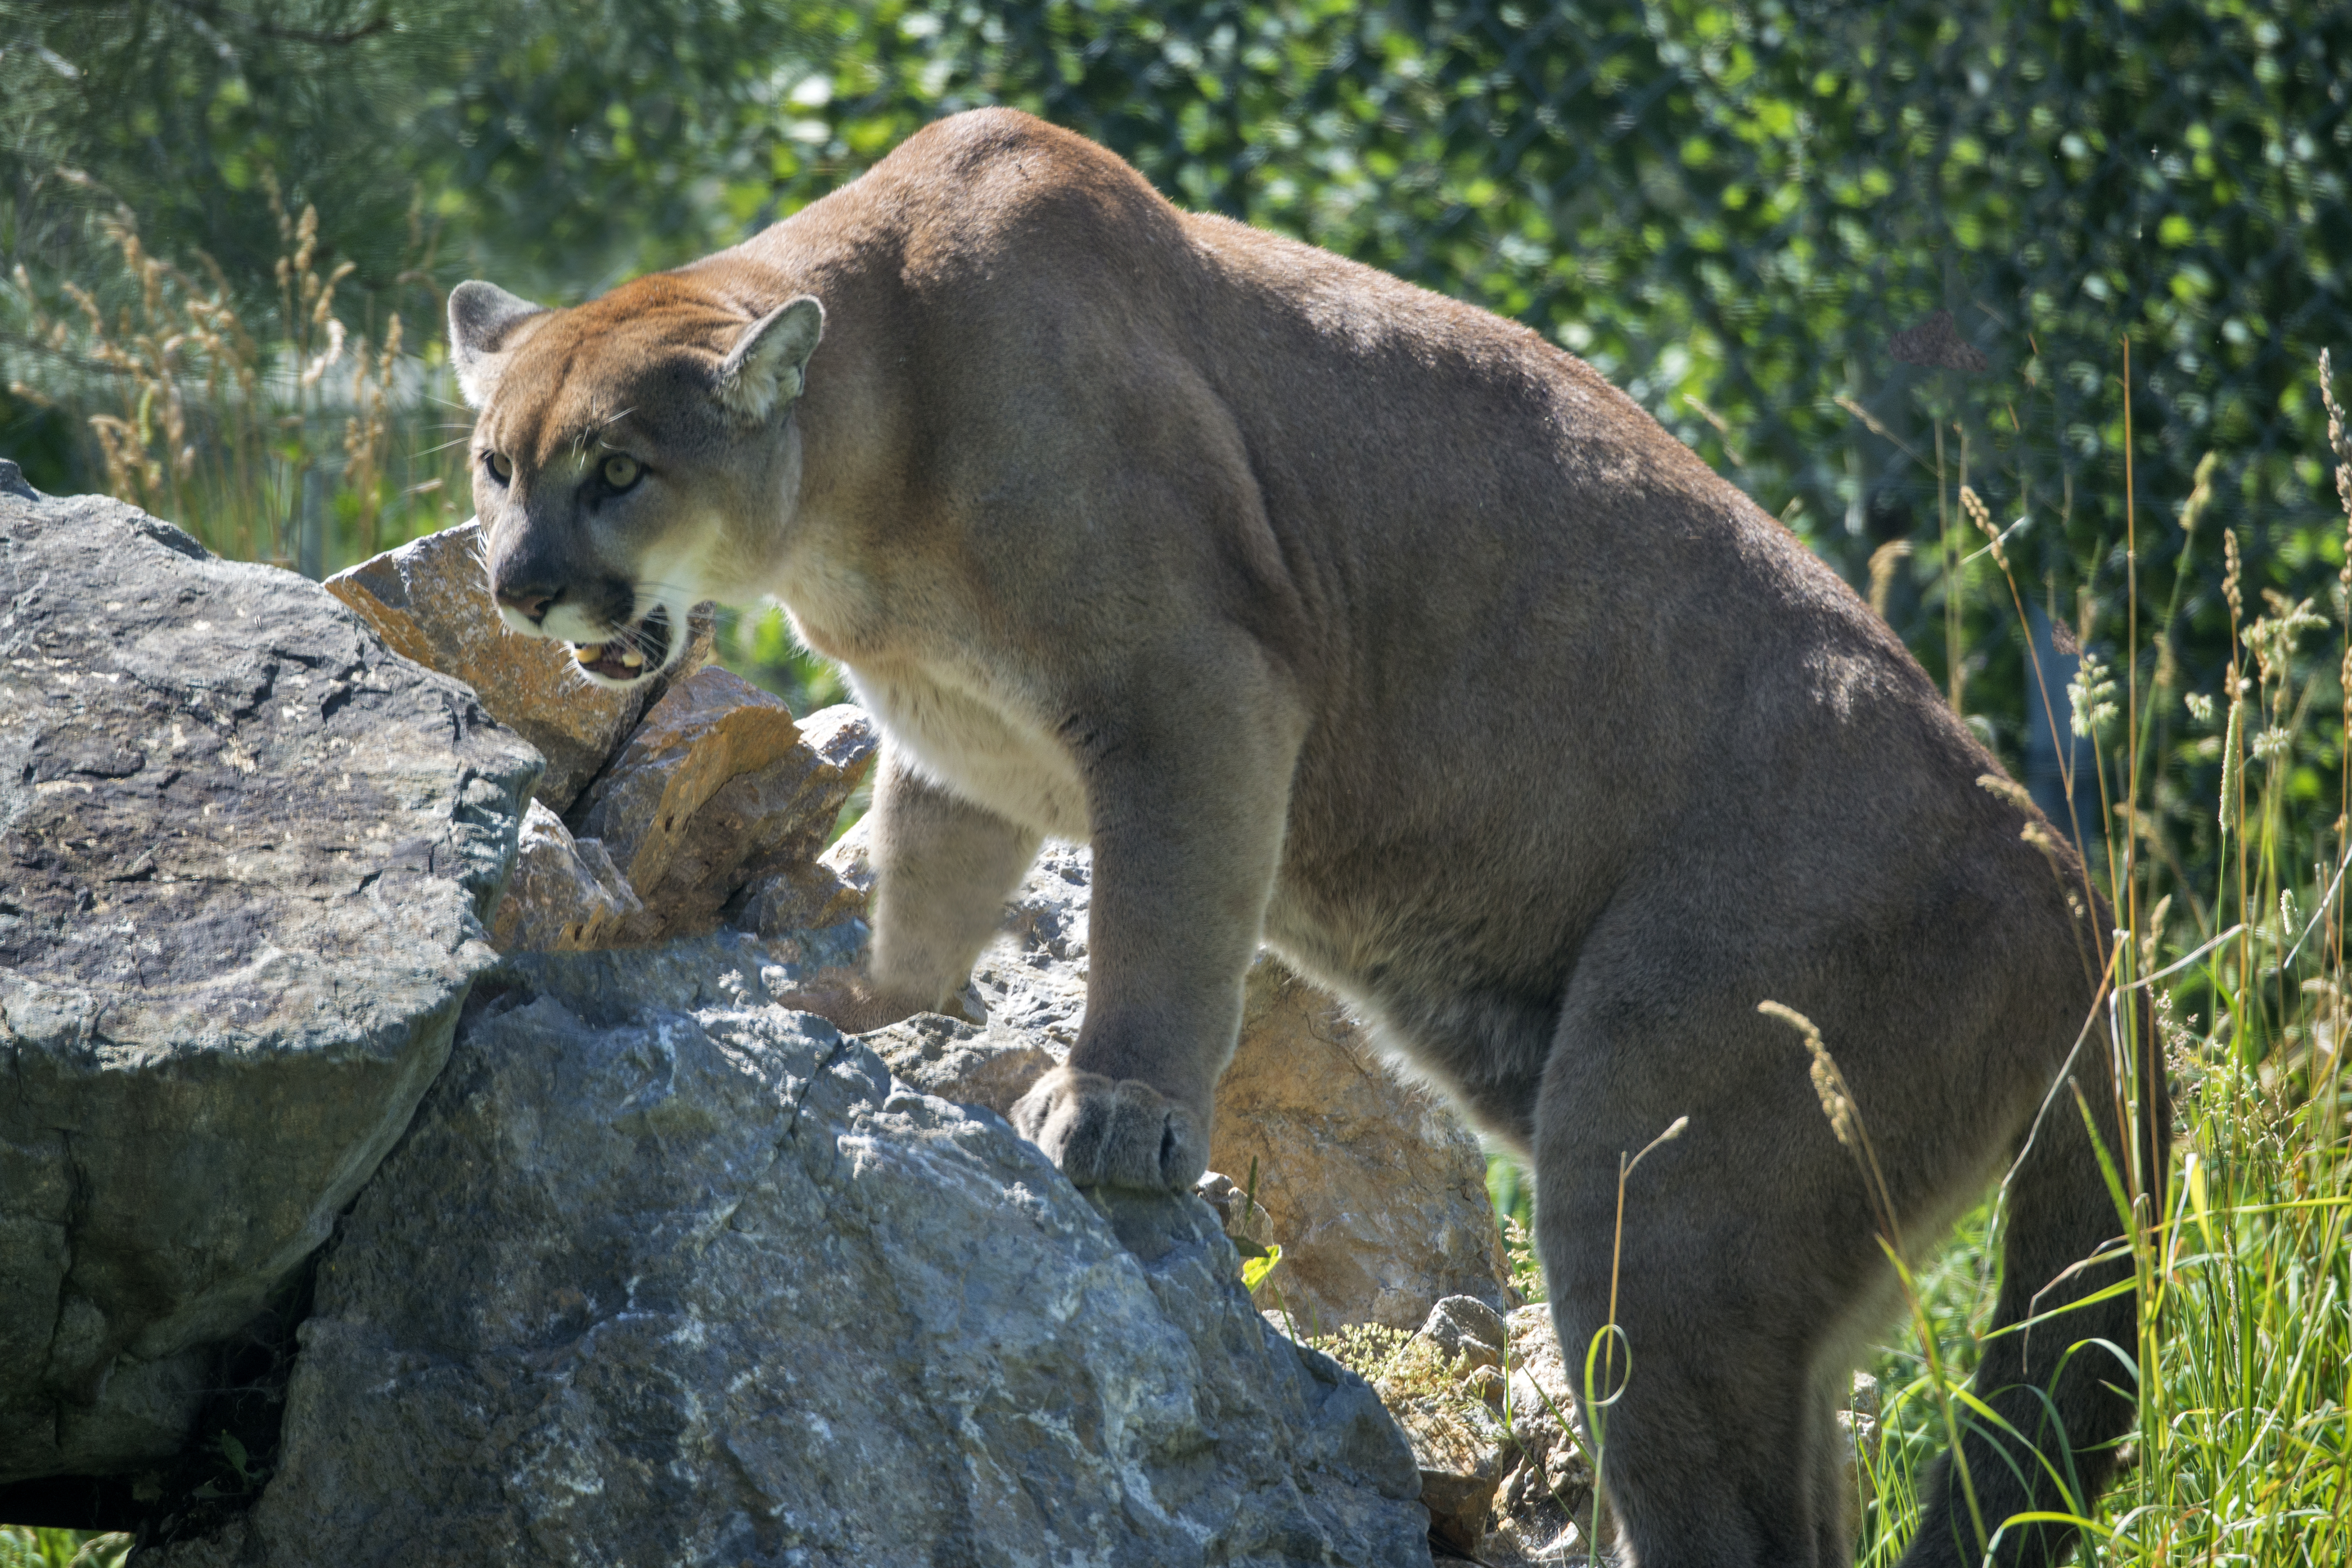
[1241,1241,1284,1295]
[715,604,851,713]
[9,1,2347,829]
[0,1529,129,1568]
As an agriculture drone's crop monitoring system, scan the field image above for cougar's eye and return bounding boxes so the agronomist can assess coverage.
[601,454,642,491]
[483,451,513,485]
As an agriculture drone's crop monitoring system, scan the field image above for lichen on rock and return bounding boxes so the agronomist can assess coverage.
[147,950,1433,1567]
[0,479,538,1486]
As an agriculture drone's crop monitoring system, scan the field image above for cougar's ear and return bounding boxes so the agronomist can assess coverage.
[715,295,824,424]
[448,281,548,407]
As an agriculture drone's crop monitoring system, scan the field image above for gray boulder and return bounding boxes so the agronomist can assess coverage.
[0,467,538,1483]
[152,948,1431,1566]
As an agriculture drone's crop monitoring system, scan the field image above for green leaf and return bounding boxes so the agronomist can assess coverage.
[1242,1242,1282,1294]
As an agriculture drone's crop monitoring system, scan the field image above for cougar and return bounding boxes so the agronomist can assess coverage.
[451,107,2163,1566]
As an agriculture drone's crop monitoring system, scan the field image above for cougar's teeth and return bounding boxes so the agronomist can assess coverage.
[575,642,605,662]
[620,649,645,668]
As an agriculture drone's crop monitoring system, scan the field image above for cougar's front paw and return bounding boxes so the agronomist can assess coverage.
[1008,1065,1207,1191]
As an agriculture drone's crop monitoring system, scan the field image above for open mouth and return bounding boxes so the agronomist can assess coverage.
[571,604,672,682]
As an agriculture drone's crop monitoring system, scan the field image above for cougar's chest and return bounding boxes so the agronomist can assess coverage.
[848,661,1092,842]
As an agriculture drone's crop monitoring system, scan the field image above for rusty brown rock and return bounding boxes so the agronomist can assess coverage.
[1396,1394,1505,1560]
[1210,957,1513,1333]
[604,701,879,943]
[746,811,884,966]
[735,857,864,939]
[1395,1296,1514,1558]
[489,801,644,954]
[323,522,709,813]
[698,704,880,924]
[573,667,802,894]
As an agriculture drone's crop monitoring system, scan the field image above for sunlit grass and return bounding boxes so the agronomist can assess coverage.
[5,184,469,577]
[0,1527,128,1568]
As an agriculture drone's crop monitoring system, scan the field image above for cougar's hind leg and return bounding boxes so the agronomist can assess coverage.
[1530,991,1900,1567]
[1534,1158,1846,1567]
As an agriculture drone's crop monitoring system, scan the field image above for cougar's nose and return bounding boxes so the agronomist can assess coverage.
[495,583,562,625]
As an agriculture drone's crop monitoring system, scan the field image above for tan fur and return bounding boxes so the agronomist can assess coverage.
[454,109,2162,1567]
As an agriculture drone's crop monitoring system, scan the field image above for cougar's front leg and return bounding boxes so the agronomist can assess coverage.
[1011,660,1301,1190]
[819,745,1041,1032]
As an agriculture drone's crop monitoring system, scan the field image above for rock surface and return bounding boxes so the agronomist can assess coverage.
[149,947,1433,1567]
[574,666,803,886]
[965,839,1095,1050]
[621,701,878,941]
[488,697,876,954]
[322,521,705,813]
[1484,1305,1603,1567]
[1391,1297,1513,1558]
[488,801,643,953]
[861,1012,1058,1121]
[0,476,538,1484]
[1210,965,1512,1334]
[1394,1396,1505,1560]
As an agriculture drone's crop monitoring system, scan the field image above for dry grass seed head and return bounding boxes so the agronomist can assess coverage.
[2223,527,2244,628]
[1867,538,1912,619]
[1960,484,2011,572]
[2179,450,2219,537]
[2323,348,2352,521]
[2069,649,2118,740]
[2140,892,2173,976]
[1976,772,2035,813]
[1757,1001,1861,1155]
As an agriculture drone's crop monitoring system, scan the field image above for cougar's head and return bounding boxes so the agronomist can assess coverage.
[448,274,824,688]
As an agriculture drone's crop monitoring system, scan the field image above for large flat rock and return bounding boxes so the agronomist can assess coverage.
[0,468,539,1483]
[149,949,1432,1567]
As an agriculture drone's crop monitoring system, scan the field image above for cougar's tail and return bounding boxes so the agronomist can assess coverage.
[1902,996,2169,1568]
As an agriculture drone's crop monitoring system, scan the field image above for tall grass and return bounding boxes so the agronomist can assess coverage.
[2,205,867,716]
[4,183,469,575]
[1837,351,2352,1566]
